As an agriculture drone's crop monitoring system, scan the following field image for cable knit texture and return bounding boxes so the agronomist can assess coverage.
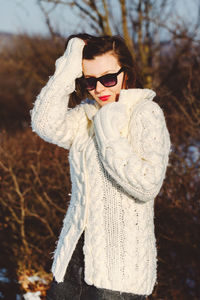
[30,39,171,296]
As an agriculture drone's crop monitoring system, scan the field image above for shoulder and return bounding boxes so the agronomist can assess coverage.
[67,98,100,123]
[65,101,87,125]
[134,99,166,121]
[81,98,100,121]
[129,100,168,142]
[129,96,171,151]
[118,88,156,112]
[118,88,166,124]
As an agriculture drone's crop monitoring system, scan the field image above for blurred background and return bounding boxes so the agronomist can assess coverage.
[0,0,199,299]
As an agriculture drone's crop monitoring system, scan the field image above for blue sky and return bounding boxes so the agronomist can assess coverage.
[1,0,47,34]
[0,0,82,35]
[0,0,199,36]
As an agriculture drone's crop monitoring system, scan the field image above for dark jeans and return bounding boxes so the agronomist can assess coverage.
[46,232,147,300]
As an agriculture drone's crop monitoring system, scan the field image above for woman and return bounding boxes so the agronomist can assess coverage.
[30,34,171,300]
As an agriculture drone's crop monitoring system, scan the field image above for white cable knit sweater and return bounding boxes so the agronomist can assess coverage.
[30,39,171,296]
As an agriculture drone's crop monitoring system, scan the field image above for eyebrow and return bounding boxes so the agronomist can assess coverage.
[84,69,118,78]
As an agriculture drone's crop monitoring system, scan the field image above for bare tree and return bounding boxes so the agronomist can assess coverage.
[36,0,200,88]
[0,127,71,297]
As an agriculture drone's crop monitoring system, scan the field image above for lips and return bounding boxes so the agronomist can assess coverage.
[99,95,110,101]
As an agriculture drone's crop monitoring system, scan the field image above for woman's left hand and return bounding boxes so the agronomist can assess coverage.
[94,102,128,141]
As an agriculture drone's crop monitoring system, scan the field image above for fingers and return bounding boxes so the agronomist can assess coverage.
[64,38,85,58]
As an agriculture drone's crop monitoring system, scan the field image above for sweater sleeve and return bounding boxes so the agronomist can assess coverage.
[30,84,85,150]
[93,100,171,202]
[30,38,85,150]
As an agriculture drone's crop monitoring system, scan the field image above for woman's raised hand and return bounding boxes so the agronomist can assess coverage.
[54,37,85,81]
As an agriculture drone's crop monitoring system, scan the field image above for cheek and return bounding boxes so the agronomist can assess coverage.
[116,73,124,91]
[88,90,95,98]
[112,78,123,94]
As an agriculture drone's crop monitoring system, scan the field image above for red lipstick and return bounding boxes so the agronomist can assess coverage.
[99,95,110,101]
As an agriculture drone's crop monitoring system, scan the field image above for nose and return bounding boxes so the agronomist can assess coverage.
[95,80,106,93]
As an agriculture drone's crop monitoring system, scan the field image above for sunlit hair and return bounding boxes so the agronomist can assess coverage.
[65,33,143,105]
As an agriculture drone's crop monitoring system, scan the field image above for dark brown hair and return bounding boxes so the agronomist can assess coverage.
[65,33,143,106]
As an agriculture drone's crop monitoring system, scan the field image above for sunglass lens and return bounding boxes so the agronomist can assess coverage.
[85,78,96,90]
[101,74,117,87]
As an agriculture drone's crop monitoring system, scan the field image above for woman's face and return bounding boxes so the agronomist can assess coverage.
[82,52,125,107]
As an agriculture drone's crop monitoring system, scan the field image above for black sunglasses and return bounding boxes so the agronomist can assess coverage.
[83,67,124,91]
